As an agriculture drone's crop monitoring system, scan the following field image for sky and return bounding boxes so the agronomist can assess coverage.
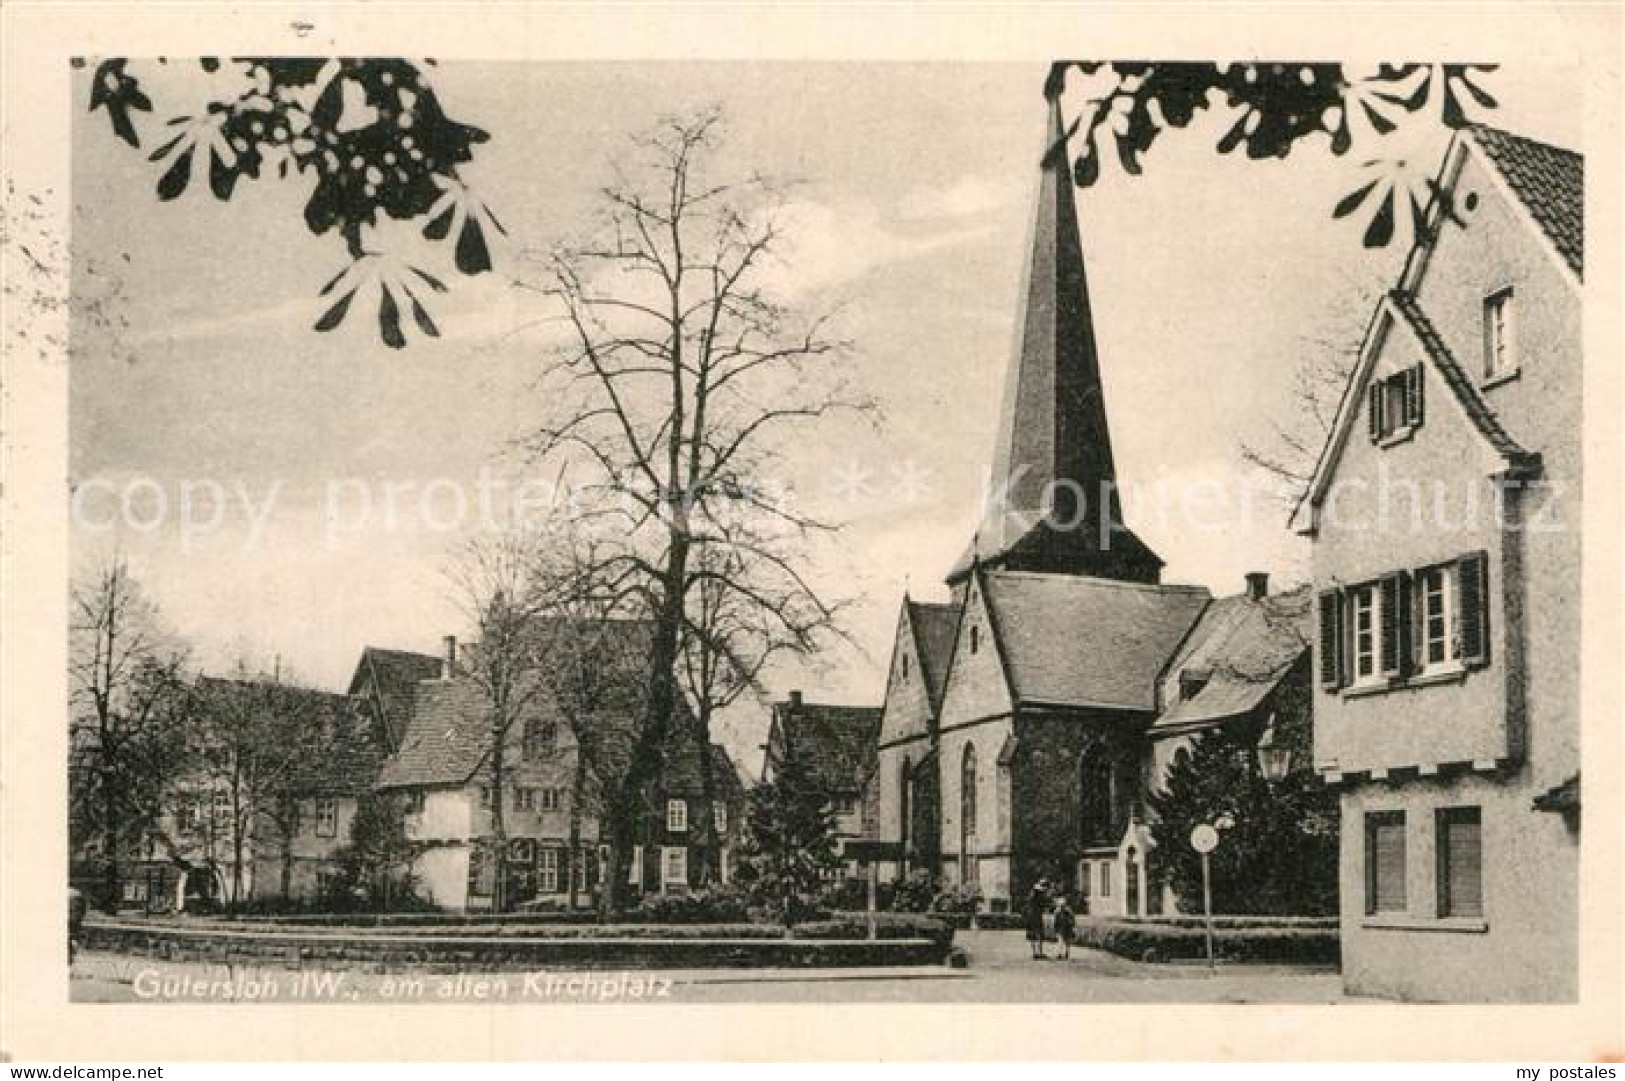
[70,60,1580,766]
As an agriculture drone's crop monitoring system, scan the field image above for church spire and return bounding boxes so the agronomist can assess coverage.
[947,75,1162,586]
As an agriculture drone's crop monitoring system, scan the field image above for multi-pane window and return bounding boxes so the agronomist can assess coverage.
[1365,812,1408,915]
[1418,565,1457,671]
[538,787,561,812]
[514,787,536,812]
[509,838,535,864]
[713,801,728,835]
[522,719,558,761]
[661,846,688,888]
[1484,289,1515,379]
[537,848,560,893]
[832,794,858,817]
[1437,807,1483,919]
[315,799,339,838]
[1351,585,1378,682]
[1318,553,1488,692]
[666,798,688,832]
[1369,364,1425,441]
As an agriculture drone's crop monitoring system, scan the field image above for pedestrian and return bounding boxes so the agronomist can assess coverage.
[1052,891,1076,961]
[1025,878,1050,959]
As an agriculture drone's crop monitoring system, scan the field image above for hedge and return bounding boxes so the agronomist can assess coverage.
[792,914,953,947]
[1073,918,1339,965]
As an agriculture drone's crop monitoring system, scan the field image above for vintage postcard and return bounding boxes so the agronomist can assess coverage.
[2,1,1621,1064]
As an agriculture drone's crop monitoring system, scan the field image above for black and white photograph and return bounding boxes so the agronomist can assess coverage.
[3,2,1622,1065]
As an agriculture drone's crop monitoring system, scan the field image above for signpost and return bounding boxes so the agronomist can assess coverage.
[842,840,904,941]
[1189,823,1219,973]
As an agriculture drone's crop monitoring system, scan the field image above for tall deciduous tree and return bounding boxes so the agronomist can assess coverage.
[525,107,862,912]
[69,558,193,909]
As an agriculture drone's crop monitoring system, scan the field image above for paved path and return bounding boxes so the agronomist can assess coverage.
[69,930,1360,1005]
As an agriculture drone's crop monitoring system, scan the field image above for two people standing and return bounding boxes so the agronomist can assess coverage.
[1025,879,1076,960]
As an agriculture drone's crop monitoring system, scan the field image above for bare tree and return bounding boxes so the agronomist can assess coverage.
[444,532,557,912]
[193,664,331,904]
[679,539,842,884]
[1240,271,1382,504]
[523,107,864,912]
[68,558,192,908]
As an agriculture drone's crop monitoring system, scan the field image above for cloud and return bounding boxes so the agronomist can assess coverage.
[760,199,993,300]
[897,175,1023,223]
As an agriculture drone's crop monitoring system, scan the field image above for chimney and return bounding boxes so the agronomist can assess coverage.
[787,689,803,710]
[1245,572,1269,601]
[441,635,457,680]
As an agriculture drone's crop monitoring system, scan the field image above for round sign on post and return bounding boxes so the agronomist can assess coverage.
[1189,823,1219,854]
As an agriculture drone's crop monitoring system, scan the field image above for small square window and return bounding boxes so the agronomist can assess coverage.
[832,794,858,817]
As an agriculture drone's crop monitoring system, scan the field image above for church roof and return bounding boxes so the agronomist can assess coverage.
[906,599,959,712]
[980,571,1210,713]
[948,86,1159,584]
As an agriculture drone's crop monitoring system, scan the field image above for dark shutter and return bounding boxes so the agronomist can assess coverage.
[1379,575,1402,679]
[1437,808,1483,918]
[1317,590,1345,690]
[1366,813,1407,914]
[1457,551,1490,667]
[1405,363,1425,427]
[1396,572,1416,677]
[1369,382,1384,441]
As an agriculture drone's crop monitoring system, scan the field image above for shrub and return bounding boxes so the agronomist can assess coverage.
[888,870,939,914]
[629,886,751,924]
[931,885,981,915]
[792,913,953,947]
[1072,917,1339,965]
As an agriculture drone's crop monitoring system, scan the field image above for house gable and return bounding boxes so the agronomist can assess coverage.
[1294,126,1579,537]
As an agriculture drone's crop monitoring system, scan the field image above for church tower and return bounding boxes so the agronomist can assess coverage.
[946,79,1163,591]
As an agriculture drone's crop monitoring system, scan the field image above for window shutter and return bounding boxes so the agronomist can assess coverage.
[1438,809,1483,918]
[1405,364,1425,427]
[1457,551,1491,668]
[1379,575,1402,679]
[1368,382,1384,442]
[1396,572,1416,677]
[1367,814,1407,915]
[1317,590,1345,690]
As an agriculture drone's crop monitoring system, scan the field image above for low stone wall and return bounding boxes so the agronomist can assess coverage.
[83,918,949,972]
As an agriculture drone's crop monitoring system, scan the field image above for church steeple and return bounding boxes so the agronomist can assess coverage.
[947,75,1162,587]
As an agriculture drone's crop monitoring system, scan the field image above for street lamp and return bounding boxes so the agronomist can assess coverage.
[1255,713,1293,785]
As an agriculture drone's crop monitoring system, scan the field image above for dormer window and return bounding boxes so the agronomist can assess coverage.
[1369,364,1424,443]
[1178,671,1210,701]
[1484,288,1516,381]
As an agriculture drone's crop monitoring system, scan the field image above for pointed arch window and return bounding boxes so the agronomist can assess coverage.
[1079,746,1115,846]
[961,744,979,842]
